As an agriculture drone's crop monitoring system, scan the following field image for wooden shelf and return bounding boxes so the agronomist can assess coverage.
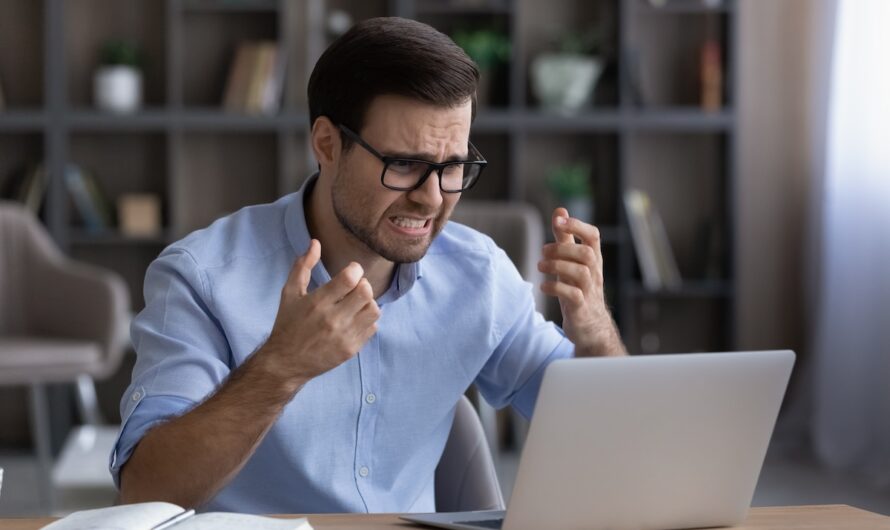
[628,280,734,298]
[181,0,280,13]
[69,229,174,246]
[0,111,47,131]
[635,0,733,15]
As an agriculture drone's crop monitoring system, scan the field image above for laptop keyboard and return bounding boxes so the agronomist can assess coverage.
[454,518,504,529]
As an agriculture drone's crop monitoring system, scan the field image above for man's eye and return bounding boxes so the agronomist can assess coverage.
[389,160,421,174]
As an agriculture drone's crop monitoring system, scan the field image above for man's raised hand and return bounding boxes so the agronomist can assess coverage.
[263,239,381,386]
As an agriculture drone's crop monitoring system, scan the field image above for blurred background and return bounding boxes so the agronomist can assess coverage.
[0,0,888,518]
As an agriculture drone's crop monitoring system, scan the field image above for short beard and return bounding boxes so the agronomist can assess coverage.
[331,172,449,264]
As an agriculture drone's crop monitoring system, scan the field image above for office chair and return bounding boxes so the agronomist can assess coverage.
[435,395,505,512]
[0,201,130,512]
[450,201,545,460]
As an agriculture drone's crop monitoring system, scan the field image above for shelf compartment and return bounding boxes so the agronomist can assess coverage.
[68,132,169,232]
[625,131,730,280]
[64,0,167,108]
[520,132,621,227]
[175,132,278,233]
[625,297,730,354]
[627,7,730,108]
[181,8,279,108]
[0,0,44,108]
[518,0,621,109]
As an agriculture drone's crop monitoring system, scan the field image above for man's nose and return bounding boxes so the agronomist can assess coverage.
[407,168,444,209]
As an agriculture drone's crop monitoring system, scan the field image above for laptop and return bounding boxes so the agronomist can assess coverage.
[402,350,794,530]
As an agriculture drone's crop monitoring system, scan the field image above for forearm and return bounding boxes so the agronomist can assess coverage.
[574,314,627,357]
[119,345,305,508]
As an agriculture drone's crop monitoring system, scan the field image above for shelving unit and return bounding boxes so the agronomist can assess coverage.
[0,0,737,357]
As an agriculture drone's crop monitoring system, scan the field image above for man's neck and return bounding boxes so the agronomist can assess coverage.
[305,176,396,299]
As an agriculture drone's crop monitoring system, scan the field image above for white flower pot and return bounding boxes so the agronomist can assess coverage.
[94,66,142,114]
[531,54,602,113]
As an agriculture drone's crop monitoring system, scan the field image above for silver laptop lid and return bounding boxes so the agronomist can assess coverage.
[503,350,794,530]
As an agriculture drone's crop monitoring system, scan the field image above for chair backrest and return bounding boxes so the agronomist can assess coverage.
[0,201,130,379]
[435,395,505,512]
[450,200,545,311]
[0,202,64,335]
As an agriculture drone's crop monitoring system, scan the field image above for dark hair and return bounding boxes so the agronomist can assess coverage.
[308,17,479,149]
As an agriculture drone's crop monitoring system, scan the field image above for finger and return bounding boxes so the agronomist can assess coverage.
[318,262,364,302]
[354,299,381,328]
[338,278,376,314]
[285,239,321,296]
[537,260,595,291]
[552,208,574,245]
[542,243,599,270]
[540,280,585,310]
[555,217,602,249]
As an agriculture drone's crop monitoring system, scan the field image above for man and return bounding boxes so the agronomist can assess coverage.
[112,17,625,514]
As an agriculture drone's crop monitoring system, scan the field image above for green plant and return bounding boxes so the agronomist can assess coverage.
[99,40,143,68]
[451,29,511,70]
[546,163,592,199]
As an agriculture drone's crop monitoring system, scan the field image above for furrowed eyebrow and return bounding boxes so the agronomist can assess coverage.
[382,150,471,163]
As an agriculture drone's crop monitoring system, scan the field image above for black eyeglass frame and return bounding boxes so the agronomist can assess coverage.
[338,124,487,193]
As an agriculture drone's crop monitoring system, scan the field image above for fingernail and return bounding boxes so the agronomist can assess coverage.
[556,216,567,226]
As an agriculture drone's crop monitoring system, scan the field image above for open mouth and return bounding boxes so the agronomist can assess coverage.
[388,215,432,236]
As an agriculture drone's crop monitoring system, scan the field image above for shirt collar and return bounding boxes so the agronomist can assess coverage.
[284,173,422,300]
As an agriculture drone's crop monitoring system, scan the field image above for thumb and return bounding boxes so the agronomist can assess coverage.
[552,207,573,244]
[286,239,321,296]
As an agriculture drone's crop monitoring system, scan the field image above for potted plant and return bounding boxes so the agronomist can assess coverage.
[531,29,603,113]
[546,162,594,223]
[94,40,144,114]
[451,28,510,107]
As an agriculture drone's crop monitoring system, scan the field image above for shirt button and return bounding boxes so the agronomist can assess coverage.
[365,393,376,404]
[359,466,369,477]
[132,391,142,401]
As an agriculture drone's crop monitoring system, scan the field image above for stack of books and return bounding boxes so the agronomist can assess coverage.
[222,41,286,114]
[623,188,682,291]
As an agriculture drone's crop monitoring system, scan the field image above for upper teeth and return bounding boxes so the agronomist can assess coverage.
[393,217,426,228]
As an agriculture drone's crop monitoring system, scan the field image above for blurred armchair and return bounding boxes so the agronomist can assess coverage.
[0,201,130,511]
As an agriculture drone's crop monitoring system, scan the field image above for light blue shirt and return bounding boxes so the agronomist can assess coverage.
[110,175,574,514]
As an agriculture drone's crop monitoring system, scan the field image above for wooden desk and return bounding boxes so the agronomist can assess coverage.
[1,505,888,530]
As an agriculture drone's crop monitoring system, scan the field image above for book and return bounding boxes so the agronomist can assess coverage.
[623,189,682,291]
[42,501,312,530]
[222,43,256,111]
[64,164,107,233]
[624,189,662,290]
[222,41,284,114]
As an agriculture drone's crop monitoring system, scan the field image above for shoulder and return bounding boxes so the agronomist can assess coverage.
[164,194,296,270]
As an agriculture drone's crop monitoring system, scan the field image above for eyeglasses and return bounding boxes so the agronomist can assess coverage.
[339,125,486,193]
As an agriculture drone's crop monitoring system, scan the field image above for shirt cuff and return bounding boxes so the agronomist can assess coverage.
[109,393,196,489]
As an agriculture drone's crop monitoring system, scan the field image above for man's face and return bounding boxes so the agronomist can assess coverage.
[331,94,472,264]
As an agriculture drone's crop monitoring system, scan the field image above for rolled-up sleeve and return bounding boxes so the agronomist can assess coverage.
[473,247,575,419]
[109,247,232,488]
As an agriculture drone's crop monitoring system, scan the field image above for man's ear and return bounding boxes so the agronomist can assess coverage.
[311,116,341,168]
